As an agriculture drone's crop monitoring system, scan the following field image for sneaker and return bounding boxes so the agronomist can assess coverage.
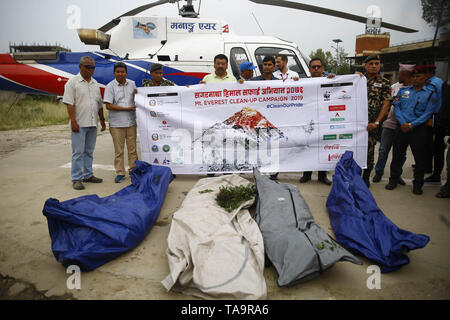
[413,185,423,195]
[82,175,103,183]
[114,175,125,183]
[424,174,441,183]
[398,177,406,185]
[72,180,85,190]
[385,180,397,190]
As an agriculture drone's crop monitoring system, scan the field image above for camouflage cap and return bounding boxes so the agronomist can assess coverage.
[364,54,381,63]
[150,63,163,73]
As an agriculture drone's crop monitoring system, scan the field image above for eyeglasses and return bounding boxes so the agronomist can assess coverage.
[82,65,96,70]
[310,65,323,69]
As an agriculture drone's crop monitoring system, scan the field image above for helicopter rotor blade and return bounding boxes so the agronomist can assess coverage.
[99,0,174,32]
[249,0,418,33]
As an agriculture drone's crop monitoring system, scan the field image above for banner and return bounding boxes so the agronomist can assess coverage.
[135,74,368,174]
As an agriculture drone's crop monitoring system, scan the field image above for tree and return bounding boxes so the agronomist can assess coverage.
[309,48,334,72]
[309,47,350,75]
[422,0,450,29]
[421,0,450,45]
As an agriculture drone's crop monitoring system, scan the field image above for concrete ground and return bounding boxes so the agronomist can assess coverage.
[0,124,449,300]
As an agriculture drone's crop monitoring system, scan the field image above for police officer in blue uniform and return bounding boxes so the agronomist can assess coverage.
[386,65,437,194]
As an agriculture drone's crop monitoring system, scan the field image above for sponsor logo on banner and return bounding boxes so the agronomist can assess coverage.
[328,153,343,161]
[340,90,351,99]
[324,144,340,150]
[163,145,170,152]
[330,124,346,130]
[323,134,337,140]
[329,105,346,111]
[323,90,351,102]
[152,133,159,141]
[339,133,353,140]
[152,145,159,152]
[163,157,171,165]
[150,111,157,117]
[331,113,345,122]
[153,158,159,164]
[149,100,157,106]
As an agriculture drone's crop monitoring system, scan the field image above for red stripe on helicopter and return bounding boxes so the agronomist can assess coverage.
[0,60,68,95]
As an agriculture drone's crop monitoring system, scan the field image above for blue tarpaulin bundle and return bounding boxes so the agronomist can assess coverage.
[43,161,173,271]
[326,151,430,273]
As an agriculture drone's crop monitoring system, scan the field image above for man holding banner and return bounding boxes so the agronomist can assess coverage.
[361,55,392,188]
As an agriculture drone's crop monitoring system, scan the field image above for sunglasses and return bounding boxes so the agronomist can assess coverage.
[82,65,96,70]
[310,65,323,69]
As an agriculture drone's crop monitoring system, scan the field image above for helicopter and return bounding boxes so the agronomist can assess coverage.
[0,0,418,97]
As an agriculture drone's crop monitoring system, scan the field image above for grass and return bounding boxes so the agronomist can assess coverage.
[0,92,68,131]
[0,92,109,131]
[215,184,256,213]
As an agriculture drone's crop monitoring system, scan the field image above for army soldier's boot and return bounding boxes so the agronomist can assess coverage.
[362,169,371,188]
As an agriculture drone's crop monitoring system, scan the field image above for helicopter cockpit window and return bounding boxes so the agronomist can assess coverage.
[254,47,307,78]
[229,47,249,79]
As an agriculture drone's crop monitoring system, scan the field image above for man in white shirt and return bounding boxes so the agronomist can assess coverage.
[104,62,138,183]
[273,54,299,82]
[63,56,105,190]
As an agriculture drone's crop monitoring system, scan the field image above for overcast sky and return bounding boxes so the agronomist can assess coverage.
[0,0,436,57]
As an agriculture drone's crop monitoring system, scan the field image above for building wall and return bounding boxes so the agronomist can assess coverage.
[355,33,390,56]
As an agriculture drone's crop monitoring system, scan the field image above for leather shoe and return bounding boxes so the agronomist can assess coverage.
[413,185,423,195]
[72,180,85,190]
[385,180,397,190]
[318,176,332,185]
[398,177,406,185]
[270,173,279,181]
[299,174,311,183]
[82,175,103,183]
[372,173,382,183]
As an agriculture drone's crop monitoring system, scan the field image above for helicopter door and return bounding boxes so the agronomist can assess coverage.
[225,45,253,80]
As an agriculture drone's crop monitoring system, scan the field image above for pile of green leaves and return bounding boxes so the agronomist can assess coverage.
[215,184,256,213]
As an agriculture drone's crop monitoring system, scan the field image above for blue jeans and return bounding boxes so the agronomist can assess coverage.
[375,127,406,176]
[71,127,97,181]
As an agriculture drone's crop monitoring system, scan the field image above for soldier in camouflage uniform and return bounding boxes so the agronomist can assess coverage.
[361,55,392,187]
[142,63,175,87]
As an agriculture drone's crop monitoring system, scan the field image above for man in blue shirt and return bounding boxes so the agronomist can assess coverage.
[250,55,280,180]
[386,65,436,194]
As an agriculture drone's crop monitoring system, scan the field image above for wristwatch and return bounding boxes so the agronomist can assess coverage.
[374,121,379,126]
[408,123,413,129]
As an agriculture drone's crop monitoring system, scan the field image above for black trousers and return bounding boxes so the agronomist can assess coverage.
[431,124,447,176]
[303,171,327,178]
[390,124,427,187]
[425,125,434,172]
